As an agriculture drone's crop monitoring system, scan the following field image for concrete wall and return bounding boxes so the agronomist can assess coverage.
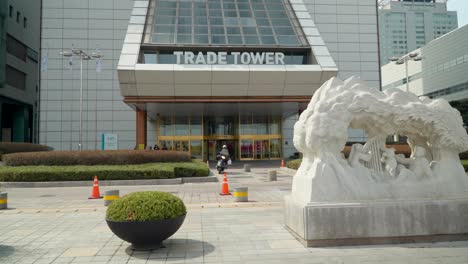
[39,0,150,150]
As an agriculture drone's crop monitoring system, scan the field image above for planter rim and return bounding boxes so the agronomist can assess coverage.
[106,213,186,223]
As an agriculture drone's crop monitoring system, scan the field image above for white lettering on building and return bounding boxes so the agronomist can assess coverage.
[173,51,286,65]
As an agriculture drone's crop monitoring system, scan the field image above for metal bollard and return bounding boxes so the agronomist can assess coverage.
[104,190,119,206]
[0,192,7,210]
[268,170,277,181]
[243,164,251,172]
[233,187,248,202]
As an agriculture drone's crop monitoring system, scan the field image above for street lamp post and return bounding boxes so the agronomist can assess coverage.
[389,52,422,93]
[60,48,102,151]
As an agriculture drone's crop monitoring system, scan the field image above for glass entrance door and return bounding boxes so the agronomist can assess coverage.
[205,140,237,161]
[254,140,269,160]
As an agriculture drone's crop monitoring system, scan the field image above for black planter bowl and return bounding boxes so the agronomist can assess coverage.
[106,214,186,251]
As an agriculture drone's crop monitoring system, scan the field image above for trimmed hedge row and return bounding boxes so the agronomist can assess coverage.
[286,159,302,170]
[0,161,209,182]
[462,160,468,172]
[0,143,52,158]
[2,150,191,166]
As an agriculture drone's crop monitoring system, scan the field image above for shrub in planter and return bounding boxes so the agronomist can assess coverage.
[106,191,186,250]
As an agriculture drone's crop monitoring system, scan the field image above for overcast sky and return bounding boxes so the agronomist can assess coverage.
[447,0,467,27]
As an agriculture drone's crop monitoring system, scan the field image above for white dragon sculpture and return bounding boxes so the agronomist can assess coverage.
[292,77,468,203]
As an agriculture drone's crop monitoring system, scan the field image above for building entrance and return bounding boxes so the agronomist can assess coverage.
[155,114,282,161]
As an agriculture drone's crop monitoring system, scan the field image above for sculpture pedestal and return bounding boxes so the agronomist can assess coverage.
[284,195,468,247]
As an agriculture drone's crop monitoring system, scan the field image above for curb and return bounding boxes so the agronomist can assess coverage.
[280,167,297,175]
[0,176,218,188]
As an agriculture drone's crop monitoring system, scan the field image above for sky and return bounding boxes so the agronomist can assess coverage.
[447,0,468,27]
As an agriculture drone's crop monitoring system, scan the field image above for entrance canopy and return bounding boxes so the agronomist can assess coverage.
[118,0,338,102]
[126,102,306,120]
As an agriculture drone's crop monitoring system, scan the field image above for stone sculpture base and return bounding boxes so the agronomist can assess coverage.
[284,195,468,247]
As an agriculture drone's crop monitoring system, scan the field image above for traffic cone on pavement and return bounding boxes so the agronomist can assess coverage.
[88,176,103,199]
[219,173,231,195]
[281,159,285,168]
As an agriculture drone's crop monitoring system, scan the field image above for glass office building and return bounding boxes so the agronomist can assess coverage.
[40,0,380,157]
[118,0,338,160]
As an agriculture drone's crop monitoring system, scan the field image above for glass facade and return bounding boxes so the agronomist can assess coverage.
[148,0,306,47]
[156,114,282,160]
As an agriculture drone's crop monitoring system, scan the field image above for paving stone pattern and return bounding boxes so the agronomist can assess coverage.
[0,163,467,263]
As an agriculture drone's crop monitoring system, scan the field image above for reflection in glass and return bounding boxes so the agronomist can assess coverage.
[150,0,305,47]
[160,140,173,151]
[144,53,157,64]
[240,115,252,135]
[211,35,226,44]
[174,117,188,136]
[152,34,174,44]
[194,35,209,44]
[269,118,281,134]
[261,36,276,45]
[241,140,253,159]
[178,17,192,25]
[191,117,202,136]
[191,140,202,159]
[253,117,268,134]
[270,139,282,159]
[228,35,243,44]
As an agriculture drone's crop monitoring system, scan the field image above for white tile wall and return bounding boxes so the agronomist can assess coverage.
[301,0,381,89]
[40,0,148,150]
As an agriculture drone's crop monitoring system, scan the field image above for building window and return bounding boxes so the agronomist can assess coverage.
[9,5,13,17]
[6,34,27,61]
[16,11,20,23]
[6,65,27,90]
[23,17,27,28]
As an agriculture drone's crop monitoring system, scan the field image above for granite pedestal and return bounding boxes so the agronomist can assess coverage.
[284,195,468,247]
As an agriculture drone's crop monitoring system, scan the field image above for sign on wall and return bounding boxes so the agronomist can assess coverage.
[101,133,118,150]
[173,51,285,65]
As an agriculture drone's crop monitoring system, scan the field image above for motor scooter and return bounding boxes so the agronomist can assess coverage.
[216,154,228,174]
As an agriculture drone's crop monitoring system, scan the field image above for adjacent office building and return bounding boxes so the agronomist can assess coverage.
[40,0,380,160]
[379,0,457,64]
[382,25,468,102]
[0,0,41,143]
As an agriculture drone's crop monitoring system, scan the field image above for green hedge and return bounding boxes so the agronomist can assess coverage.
[286,159,302,170]
[0,161,209,182]
[2,150,190,166]
[0,143,52,159]
[106,191,186,222]
[462,160,468,172]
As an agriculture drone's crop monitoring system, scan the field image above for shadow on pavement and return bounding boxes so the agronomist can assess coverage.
[0,245,15,258]
[125,239,215,259]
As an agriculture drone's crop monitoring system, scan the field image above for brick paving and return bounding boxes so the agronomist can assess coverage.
[1,162,468,263]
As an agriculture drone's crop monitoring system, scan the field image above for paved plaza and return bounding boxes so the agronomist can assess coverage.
[1,163,468,264]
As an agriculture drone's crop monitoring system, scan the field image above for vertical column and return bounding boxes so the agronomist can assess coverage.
[12,106,30,142]
[136,110,147,149]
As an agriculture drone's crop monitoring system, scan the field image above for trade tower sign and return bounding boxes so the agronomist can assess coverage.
[173,51,285,65]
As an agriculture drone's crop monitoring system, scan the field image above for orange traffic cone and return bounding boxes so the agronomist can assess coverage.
[220,173,231,195]
[281,159,285,168]
[88,176,102,199]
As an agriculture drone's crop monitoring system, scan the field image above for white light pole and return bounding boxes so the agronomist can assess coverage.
[60,48,102,151]
[389,52,422,93]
